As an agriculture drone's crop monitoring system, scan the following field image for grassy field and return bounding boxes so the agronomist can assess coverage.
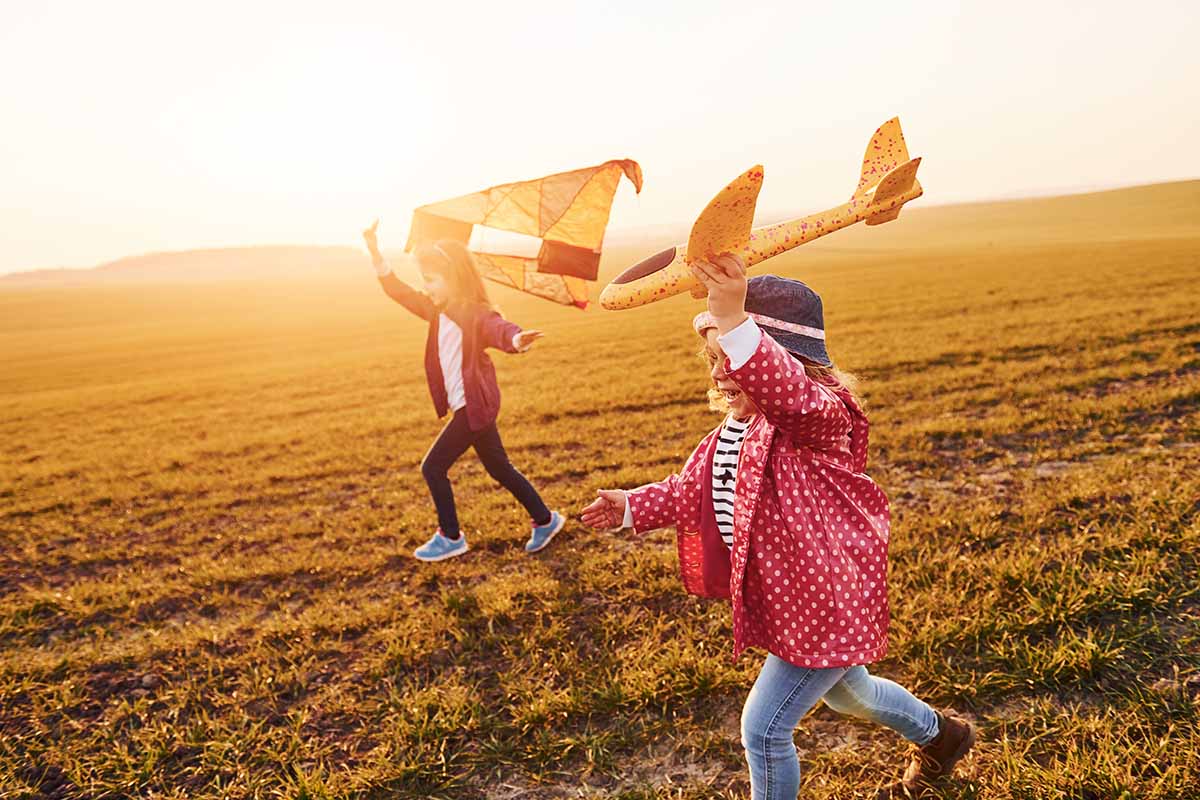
[2,181,1199,799]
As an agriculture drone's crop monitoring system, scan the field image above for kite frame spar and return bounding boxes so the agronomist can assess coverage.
[405,160,642,309]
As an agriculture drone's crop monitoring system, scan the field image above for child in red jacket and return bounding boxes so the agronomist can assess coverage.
[363,221,564,561]
[582,253,974,799]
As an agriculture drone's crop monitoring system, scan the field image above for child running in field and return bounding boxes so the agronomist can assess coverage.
[362,221,564,561]
[581,253,975,799]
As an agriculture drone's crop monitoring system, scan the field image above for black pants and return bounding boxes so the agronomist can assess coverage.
[420,409,550,538]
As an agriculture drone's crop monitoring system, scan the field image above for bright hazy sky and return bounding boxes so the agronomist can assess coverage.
[2,0,1197,274]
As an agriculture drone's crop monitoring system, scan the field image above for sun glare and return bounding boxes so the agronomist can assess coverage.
[151,28,437,201]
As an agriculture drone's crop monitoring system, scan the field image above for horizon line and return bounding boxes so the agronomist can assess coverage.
[3,176,1196,278]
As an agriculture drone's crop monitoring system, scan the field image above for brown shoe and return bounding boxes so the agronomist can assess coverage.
[875,711,976,798]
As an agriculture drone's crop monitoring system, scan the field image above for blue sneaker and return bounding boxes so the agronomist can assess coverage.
[413,530,469,562]
[524,511,564,553]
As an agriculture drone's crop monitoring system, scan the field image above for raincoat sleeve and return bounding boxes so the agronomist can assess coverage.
[378,272,436,321]
[721,318,851,450]
[624,431,714,535]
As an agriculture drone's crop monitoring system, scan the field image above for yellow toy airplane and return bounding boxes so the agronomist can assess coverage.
[599,118,922,310]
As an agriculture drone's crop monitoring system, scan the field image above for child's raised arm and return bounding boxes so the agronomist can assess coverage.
[722,323,850,449]
[691,254,851,450]
[362,220,436,321]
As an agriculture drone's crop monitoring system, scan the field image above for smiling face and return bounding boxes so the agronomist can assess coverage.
[413,241,493,310]
[419,267,451,306]
[704,328,758,420]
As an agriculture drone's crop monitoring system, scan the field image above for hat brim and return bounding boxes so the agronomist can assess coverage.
[760,325,832,367]
[693,312,831,367]
[692,311,718,337]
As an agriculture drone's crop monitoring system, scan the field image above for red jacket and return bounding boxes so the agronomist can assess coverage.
[378,274,522,431]
[626,332,890,668]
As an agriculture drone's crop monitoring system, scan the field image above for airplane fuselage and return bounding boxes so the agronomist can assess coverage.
[598,182,923,310]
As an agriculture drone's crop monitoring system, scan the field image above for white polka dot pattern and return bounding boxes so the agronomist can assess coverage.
[626,332,891,667]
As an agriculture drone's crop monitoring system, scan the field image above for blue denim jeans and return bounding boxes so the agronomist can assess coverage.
[741,654,939,800]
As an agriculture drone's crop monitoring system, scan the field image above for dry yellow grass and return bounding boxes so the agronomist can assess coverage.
[2,181,1199,799]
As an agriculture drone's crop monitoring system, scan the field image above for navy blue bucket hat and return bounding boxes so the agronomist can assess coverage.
[693,275,832,367]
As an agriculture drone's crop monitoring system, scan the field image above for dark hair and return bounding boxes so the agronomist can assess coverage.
[414,240,492,308]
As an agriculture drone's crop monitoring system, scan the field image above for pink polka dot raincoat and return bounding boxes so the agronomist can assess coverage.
[626,331,890,668]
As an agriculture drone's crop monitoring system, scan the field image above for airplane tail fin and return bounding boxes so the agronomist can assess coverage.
[866,157,922,225]
[852,117,912,199]
[851,117,922,225]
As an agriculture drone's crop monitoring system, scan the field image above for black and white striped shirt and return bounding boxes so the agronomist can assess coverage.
[712,415,750,549]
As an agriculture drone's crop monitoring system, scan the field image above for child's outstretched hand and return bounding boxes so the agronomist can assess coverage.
[580,490,627,530]
[362,218,382,259]
[690,252,748,333]
[514,330,544,352]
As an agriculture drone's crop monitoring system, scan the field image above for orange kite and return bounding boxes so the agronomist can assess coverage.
[405,160,642,309]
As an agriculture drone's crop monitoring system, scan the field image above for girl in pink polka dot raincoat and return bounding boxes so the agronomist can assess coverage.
[582,254,975,800]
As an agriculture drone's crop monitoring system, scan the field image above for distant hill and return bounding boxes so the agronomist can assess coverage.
[4,181,1197,287]
[0,245,393,286]
[818,178,1200,251]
